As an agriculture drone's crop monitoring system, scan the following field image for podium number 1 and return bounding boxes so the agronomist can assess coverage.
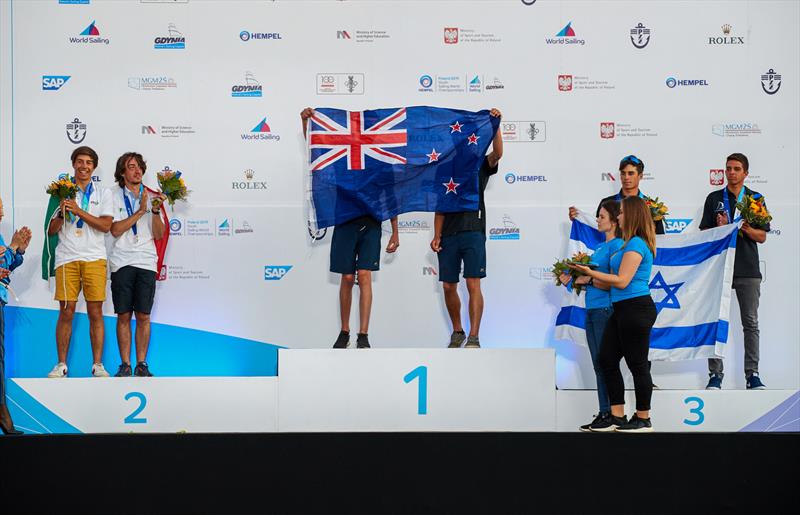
[404,365,428,415]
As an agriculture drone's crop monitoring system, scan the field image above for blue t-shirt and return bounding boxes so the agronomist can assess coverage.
[585,238,623,309]
[610,236,653,303]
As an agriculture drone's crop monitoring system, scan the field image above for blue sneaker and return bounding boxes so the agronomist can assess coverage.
[747,374,766,390]
[705,373,723,390]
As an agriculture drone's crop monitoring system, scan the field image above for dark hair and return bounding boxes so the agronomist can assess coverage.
[71,146,99,167]
[114,152,147,187]
[619,154,644,175]
[620,196,656,257]
[599,199,622,238]
[726,152,749,172]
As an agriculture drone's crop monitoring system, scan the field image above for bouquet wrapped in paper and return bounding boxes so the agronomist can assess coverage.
[552,251,593,294]
[644,195,669,222]
[736,193,772,234]
[46,177,79,220]
[156,167,190,207]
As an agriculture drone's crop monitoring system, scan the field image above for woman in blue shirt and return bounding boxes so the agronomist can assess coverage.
[560,200,622,431]
[0,197,32,435]
[572,196,657,433]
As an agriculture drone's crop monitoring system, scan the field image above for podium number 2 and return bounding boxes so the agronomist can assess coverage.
[683,396,704,426]
[404,365,428,415]
[124,392,148,424]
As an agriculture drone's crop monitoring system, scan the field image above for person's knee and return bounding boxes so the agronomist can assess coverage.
[58,302,76,319]
[341,274,356,287]
[465,278,482,295]
[117,312,133,325]
[135,312,151,325]
[356,270,372,284]
[442,282,458,295]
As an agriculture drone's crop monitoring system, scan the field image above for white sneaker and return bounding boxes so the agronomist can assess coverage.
[47,362,68,378]
[92,363,110,377]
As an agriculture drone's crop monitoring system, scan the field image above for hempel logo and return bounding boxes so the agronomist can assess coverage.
[265,265,293,280]
[666,77,709,88]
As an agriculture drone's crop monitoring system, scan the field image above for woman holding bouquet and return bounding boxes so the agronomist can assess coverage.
[571,196,657,433]
[559,200,623,431]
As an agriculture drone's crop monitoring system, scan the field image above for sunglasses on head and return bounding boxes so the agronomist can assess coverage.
[620,155,642,166]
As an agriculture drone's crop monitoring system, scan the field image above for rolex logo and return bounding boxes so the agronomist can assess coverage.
[722,24,732,35]
[244,169,255,180]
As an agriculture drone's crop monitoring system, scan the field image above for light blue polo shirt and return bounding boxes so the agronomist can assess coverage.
[610,236,653,303]
[585,237,623,309]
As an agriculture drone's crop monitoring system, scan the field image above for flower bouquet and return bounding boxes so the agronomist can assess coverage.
[46,177,79,221]
[552,251,593,294]
[643,196,669,222]
[156,167,190,207]
[736,194,772,235]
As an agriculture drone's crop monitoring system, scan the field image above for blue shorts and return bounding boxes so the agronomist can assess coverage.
[330,219,382,274]
[437,231,486,283]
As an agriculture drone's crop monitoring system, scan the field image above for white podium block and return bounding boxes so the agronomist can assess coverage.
[10,377,279,434]
[277,348,556,431]
[556,389,799,432]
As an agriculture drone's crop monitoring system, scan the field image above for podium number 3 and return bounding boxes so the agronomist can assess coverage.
[683,396,704,426]
[124,392,148,424]
[404,365,428,415]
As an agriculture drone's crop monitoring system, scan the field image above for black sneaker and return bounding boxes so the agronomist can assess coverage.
[589,414,628,432]
[448,330,466,348]
[133,362,154,377]
[580,412,610,432]
[114,363,132,377]
[615,413,654,433]
[356,333,371,349]
[333,330,350,349]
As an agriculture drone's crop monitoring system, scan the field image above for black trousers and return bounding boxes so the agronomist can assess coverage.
[599,295,657,412]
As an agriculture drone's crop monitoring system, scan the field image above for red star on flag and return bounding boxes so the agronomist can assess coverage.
[449,121,463,133]
[427,148,441,163]
[467,133,479,145]
[443,177,460,194]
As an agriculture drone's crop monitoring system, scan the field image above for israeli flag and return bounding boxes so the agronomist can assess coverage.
[555,211,739,361]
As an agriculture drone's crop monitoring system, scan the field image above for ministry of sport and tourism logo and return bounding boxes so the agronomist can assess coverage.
[43,76,70,91]
[489,214,521,240]
[154,23,185,50]
[241,117,280,141]
[761,69,781,95]
[231,71,263,98]
[239,30,282,42]
[666,76,709,88]
[69,20,110,45]
[630,23,651,48]
[546,22,585,46]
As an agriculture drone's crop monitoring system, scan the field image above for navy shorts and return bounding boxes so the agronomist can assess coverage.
[330,219,382,274]
[437,231,486,283]
[111,265,157,314]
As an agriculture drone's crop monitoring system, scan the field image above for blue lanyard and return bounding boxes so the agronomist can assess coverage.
[615,189,645,202]
[122,185,143,236]
[722,187,745,223]
[76,182,93,228]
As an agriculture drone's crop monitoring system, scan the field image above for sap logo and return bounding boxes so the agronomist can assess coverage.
[264,265,293,280]
[43,76,71,91]
[665,219,692,234]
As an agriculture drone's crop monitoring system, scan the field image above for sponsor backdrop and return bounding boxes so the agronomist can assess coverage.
[1,0,798,391]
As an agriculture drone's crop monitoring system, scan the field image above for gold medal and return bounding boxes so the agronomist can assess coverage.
[75,229,83,237]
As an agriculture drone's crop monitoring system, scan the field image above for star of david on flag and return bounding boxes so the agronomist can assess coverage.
[555,211,740,361]
[305,106,499,230]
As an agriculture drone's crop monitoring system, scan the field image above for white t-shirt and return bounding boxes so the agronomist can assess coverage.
[54,184,114,268]
[108,185,159,273]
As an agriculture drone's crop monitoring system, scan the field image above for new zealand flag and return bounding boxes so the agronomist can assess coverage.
[306,106,500,229]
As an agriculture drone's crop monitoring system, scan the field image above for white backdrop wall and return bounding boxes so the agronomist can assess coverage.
[0,0,798,389]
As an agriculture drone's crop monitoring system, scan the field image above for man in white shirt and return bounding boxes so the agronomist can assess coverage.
[47,146,114,378]
[108,152,166,377]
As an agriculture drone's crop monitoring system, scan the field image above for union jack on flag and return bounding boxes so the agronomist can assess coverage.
[306,106,500,230]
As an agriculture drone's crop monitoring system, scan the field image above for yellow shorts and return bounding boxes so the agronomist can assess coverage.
[54,259,107,302]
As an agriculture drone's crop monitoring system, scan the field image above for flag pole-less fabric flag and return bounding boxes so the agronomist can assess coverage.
[555,211,739,361]
[305,106,500,231]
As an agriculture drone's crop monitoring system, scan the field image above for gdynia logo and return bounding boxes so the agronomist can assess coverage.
[154,23,185,50]
[43,75,70,91]
[489,214,521,240]
[242,117,280,141]
[664,219,692,234]
[546,21,585,46]
[70,20,109,45]
[232,71,262,97]
[666,76,709,88]
[264,265,292,280]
